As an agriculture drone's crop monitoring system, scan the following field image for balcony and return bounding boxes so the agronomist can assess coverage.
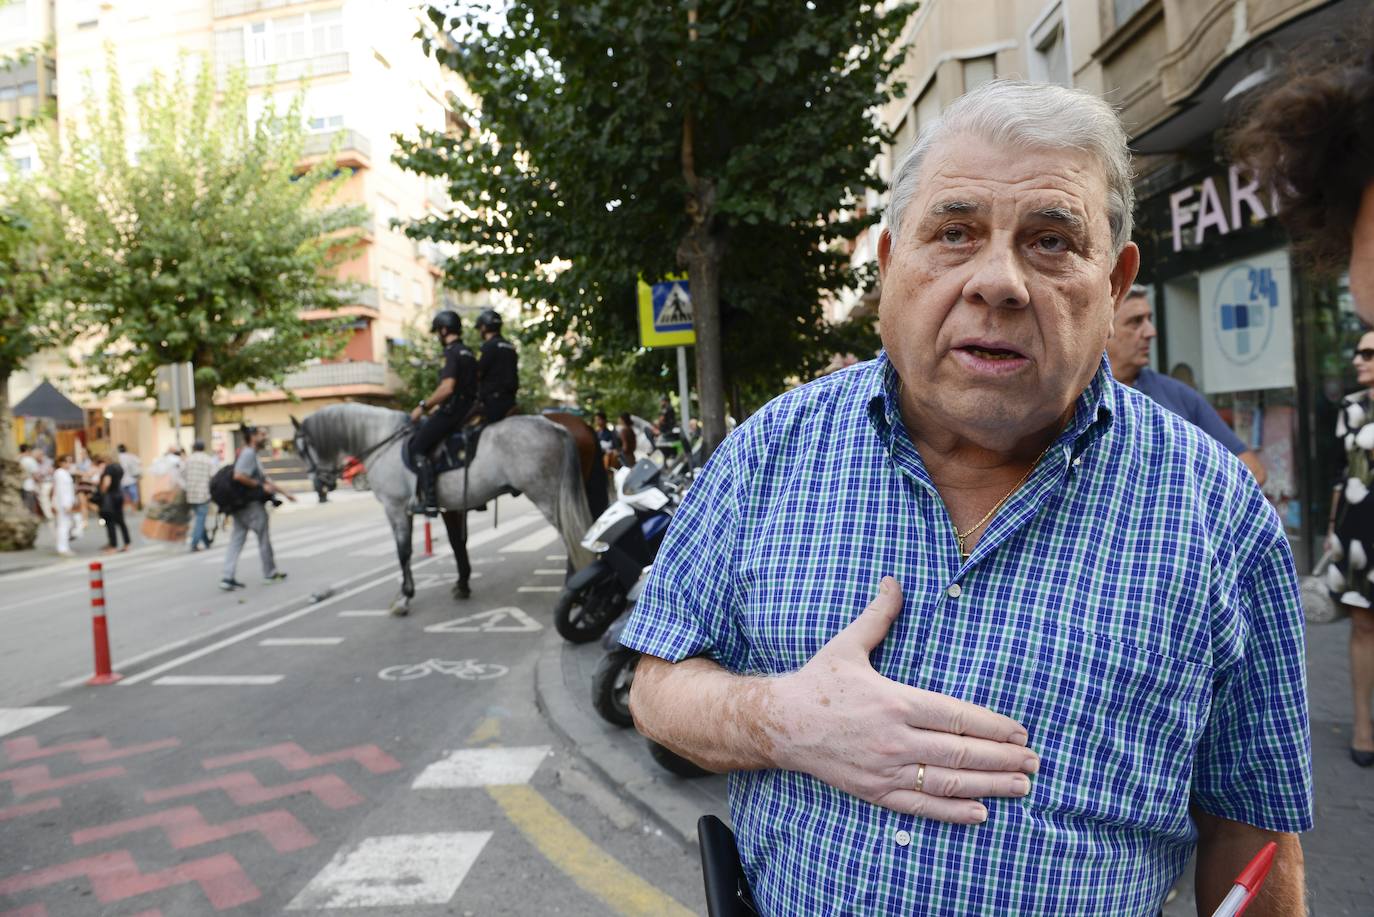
[247,52,349,88]
[301,127,370,170]
[223,360,391,404]
[284,361,387,389]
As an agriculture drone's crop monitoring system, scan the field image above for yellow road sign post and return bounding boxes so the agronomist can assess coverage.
[637,276,695,461]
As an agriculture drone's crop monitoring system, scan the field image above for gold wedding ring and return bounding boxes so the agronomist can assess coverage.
[914,763,926,794]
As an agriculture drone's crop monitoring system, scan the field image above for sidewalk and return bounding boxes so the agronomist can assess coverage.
[537,621,1372,912]
[534,627,729,848]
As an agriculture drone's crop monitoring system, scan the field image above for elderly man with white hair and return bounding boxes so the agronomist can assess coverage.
[624,81,1310,915]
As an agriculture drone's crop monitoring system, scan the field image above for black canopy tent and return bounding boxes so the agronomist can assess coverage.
[12,380,86,430]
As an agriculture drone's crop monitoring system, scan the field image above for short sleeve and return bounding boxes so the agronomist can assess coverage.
[1185,391,1249,456]
[233,448,256,477]
[618,431,749,668]
[1191,534,1313,832]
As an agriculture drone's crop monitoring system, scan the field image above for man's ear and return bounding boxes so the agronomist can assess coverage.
[1108,242,1141,309]
[877,227,894,280]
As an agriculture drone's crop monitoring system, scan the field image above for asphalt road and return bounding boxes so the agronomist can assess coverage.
[0,494,705,916]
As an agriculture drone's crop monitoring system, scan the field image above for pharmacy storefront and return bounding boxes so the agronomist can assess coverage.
[1134,161,1359,570]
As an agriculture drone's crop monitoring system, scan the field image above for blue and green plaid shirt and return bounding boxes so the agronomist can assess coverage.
[622,353,1312,916]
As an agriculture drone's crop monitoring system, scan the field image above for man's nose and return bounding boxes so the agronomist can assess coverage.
[1143,318,1158,341]
[961,237,1030,309]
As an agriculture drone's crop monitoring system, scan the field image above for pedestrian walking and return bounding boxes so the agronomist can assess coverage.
[97,454,131,553]
[18,443,40,517]
[53,454,77,558]
[184,440,216,552]
[616,412,638,465]
[626,81,1310,916]
[220,425,294,591]
[115,444,142,509]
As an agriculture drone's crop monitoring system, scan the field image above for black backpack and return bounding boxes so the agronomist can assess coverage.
[209,465,248,514]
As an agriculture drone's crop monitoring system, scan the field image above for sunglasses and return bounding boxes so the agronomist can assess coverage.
[1356,349,1374,362]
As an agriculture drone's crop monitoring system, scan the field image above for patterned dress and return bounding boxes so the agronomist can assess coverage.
[1329,391,1374,607]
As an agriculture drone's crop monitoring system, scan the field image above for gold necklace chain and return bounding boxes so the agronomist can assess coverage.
[954,440,1057,558]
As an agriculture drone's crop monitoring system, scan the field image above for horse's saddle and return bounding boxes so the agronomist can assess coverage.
[402,425,485,476]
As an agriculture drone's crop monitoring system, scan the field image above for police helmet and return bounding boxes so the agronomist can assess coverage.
[475,309,503,333]
[430,310,462,336]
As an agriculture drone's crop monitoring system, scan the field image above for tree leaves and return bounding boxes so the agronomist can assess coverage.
[396,0,914,414]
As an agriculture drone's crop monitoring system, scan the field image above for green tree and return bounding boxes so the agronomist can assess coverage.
[0,13,64,550]
[48,58,367,442]
[397,0,912,457]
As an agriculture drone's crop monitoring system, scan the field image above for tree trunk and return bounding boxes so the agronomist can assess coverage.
[0,372,40,551]
[193,378,215,445]
[679,215,728,458]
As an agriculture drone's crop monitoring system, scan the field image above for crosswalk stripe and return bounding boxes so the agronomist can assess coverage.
[0,707,68,738]
[499,528,560,553]
[287,832,492,909]
[412,746,551,788]
[152,675,284,686]
[277,528,390,560]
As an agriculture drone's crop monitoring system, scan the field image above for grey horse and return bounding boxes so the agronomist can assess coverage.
[292,404,595,615]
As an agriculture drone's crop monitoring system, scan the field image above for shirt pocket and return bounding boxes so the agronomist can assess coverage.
[1022,625,1212,833]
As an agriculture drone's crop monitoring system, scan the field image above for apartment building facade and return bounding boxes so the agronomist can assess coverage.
[868,0,1363,565]
[4,0,467,459]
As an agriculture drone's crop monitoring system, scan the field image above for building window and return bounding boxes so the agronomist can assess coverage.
[1113,0,1149,28]
[377,196,398,232]
[13,156,32,173]
[1029,4,1070,87]
[412,279,425,306]
[380,268,401,301]
[242,8,344,67]
[308,114,344,132]
[962,56,996,94]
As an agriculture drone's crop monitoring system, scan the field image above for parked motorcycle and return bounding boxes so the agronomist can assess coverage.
[554,458,682,643]
[590,570,712,779]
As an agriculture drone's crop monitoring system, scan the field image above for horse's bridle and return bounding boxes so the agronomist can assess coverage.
[294,420,410,489]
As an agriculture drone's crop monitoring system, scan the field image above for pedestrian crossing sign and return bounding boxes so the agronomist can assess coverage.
[637,274,696,348]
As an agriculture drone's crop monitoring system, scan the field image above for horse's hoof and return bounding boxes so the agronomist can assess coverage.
[390,599,410,617]
[452,582,471,600]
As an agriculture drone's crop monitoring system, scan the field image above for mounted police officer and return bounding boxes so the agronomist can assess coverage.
[409,310,478,516]
[474,309,519,422]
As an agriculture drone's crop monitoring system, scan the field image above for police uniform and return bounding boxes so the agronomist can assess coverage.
[412,338,478,457]
[477,333,519,421]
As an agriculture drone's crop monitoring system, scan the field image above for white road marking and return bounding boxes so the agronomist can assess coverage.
[338,610,389,617]
[286,832,492,909]
[424,607,541,634]
[0,706,68,738]
[411,746,551,788]
[517,586,561,593]
[464,514,543,548]
[117,557,443,685]
[258,637,344,646]
[544,554,567,561]
[499,528,560,553]
[152,675,284,686]
[532,568,566,575]
[276,528,388,559]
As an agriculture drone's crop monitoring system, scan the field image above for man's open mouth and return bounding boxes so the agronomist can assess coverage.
[958,344,1025,361]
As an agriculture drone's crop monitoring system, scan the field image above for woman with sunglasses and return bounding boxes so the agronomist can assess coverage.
[1327,336,1374,767]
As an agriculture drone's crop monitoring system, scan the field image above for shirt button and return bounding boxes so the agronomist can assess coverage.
[946,583,962,598]
[894,829,912,847]
[1073,456,1083,467]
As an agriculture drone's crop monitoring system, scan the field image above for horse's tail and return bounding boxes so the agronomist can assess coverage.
[554,426,596,571]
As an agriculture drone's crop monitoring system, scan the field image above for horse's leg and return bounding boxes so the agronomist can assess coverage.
[385,501,415,616]
[441,509,470,599]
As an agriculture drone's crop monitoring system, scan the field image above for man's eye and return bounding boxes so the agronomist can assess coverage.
[940,226,967,243]
[1035,234,1069,252]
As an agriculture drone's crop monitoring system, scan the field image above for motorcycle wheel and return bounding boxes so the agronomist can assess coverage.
[647,739,712,778]
[351,472,369,492]
[591,648,638,728]
[553,576,626,643]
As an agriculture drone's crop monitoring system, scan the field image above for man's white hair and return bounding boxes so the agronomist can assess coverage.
[887,80,1135,254]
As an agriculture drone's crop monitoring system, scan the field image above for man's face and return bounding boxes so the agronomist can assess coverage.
[1352,182,1374,326]
[1106,295,1156,377]
[878,133,1139,448]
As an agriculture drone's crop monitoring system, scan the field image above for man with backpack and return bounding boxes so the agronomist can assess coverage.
[217,425,294,591]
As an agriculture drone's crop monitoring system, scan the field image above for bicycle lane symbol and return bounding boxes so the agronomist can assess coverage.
[377,659,510,682]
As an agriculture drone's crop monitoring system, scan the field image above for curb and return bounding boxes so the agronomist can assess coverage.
[533,626,727,849]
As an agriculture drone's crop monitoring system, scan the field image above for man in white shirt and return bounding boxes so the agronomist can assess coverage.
[18,444,40,517]
[53,454,77,558]
[116,444,142,509]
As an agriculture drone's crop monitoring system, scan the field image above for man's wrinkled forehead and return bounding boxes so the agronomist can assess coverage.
[914,136,1109,229]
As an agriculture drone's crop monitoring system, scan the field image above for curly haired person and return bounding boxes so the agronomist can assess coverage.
[1229,18,1374,767]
